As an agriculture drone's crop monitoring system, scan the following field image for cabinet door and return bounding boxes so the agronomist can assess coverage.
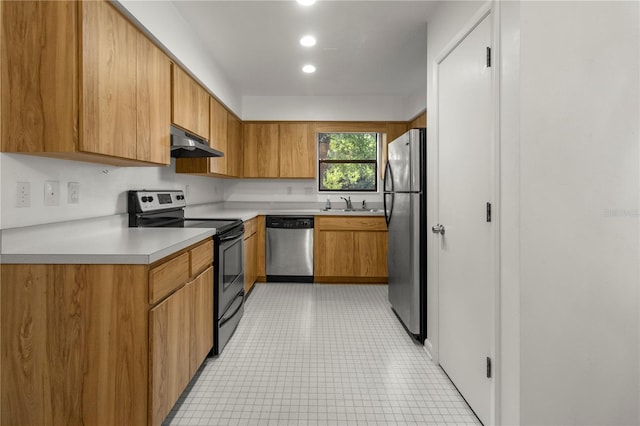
[136,34,171,165]
[149,285,189,426]
[279,122,316,178]
[255,216,266,280]
[81,0,137,160]
[354,231,388,277]
[172,65,209,139]
[188,267,214,377]
[1,1,79,154]
[386,122,409,143]
[209,97,228,174]
[227,113,243,177]
[243,123,279,177]
[315,231,354,278]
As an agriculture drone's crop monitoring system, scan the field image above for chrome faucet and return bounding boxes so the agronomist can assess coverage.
[340,196,353,210]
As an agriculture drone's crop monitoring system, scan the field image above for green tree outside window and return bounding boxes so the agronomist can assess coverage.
[318,132,378,192]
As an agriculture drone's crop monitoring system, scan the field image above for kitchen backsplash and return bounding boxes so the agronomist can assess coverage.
[223,178,384,205]
[1,154,384,230]
[0,153,224,229]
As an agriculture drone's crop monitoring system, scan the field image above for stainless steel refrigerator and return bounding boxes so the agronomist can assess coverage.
[384,128,427,342]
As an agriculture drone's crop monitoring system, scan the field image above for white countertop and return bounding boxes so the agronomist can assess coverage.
[0,215,216,265]
[0,203,385,265]
[185,202,385,222]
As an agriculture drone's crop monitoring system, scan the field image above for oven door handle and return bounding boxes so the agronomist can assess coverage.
[218,229,244,242]
[219,291,245,327]
[137,216,184,227]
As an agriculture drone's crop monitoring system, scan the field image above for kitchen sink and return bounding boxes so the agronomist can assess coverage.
[319,208,379,213]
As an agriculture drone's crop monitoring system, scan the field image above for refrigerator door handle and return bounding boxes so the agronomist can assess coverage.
[384,192,394,226]
[384,160,394,193]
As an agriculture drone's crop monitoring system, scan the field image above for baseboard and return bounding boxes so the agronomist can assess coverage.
[424,339,434,360]
[314,276,388,284]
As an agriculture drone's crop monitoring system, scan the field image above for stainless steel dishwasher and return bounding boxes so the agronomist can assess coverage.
[266,216,314,283]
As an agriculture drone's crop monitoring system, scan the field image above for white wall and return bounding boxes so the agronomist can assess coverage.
[497,1,521,424]
[0,154,223,229]
[517,1,639,424]
[427,1,640,424]
[224,178,382,205]
[241,95,419,122]
[115,0,242,115]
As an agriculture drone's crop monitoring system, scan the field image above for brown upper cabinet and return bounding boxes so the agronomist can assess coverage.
[243,122,280,178]
[171,64,210,140]
[279,123,316,178]
[1,0,171,166]
[386,123,409,144]
[226,113,243,177]
[137,33,172,165]
[409,110,427,129]
[208,97,228,175]
[243,122,315,178]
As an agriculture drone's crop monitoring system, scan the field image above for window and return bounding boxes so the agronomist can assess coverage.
[317,132,379,192]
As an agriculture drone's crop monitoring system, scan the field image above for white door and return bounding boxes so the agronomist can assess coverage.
[435,13,493,425]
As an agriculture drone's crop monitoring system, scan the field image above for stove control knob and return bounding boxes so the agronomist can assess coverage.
[148,196,154,202]
[141,196,149,202]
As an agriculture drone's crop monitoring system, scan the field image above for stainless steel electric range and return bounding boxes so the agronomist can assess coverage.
[128,190,244,355]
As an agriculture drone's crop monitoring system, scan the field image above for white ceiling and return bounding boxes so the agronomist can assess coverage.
[171,1,434,97]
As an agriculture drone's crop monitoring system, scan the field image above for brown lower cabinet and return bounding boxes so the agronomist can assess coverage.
[0,238,214,426]
[314,216,388,283]
[244,216,266,292]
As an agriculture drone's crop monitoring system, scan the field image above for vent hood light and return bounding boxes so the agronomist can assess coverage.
[300,35,316,47]
[297,0,316,5]
[302,64,316,73]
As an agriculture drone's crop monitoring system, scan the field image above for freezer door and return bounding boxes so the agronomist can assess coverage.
[387,129,423,193]
[387,192,421,335]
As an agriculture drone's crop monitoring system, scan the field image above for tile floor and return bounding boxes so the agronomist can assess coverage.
[164,283,480,426]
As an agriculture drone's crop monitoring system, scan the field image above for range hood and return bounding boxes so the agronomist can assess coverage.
[170,125,223,158]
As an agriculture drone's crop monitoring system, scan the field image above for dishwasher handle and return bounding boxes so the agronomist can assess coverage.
[266,216,314,229]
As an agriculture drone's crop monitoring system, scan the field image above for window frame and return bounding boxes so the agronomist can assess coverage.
[316,131,380,193]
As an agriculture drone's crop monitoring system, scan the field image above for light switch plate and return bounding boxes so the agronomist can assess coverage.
[44,181,60,206]
[68,182,80,204]
[16,182,30,208]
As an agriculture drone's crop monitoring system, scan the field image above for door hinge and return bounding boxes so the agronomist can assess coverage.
[486,46,492,67]
[486,357,492,378]
[486,202,492,222]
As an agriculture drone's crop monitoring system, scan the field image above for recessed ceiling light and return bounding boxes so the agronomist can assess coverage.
[300,35,316,47]
[297,0,316,5]
[302,64,316,74]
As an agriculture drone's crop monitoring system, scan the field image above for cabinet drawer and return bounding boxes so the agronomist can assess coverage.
[315,216,387,231]
[244,217,257,238]
[149,252,190,304]
[190,239,213,275]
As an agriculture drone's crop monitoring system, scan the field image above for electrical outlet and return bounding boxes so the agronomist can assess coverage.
[286,186,293,195]
[16,182,31,208]
[304,187,314,195]
[68,182,80,204]
[44,181,60,206]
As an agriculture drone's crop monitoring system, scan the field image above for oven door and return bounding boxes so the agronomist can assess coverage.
[217,231,245,317]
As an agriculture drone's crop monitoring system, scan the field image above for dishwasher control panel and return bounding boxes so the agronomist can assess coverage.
[266,216,314,229]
